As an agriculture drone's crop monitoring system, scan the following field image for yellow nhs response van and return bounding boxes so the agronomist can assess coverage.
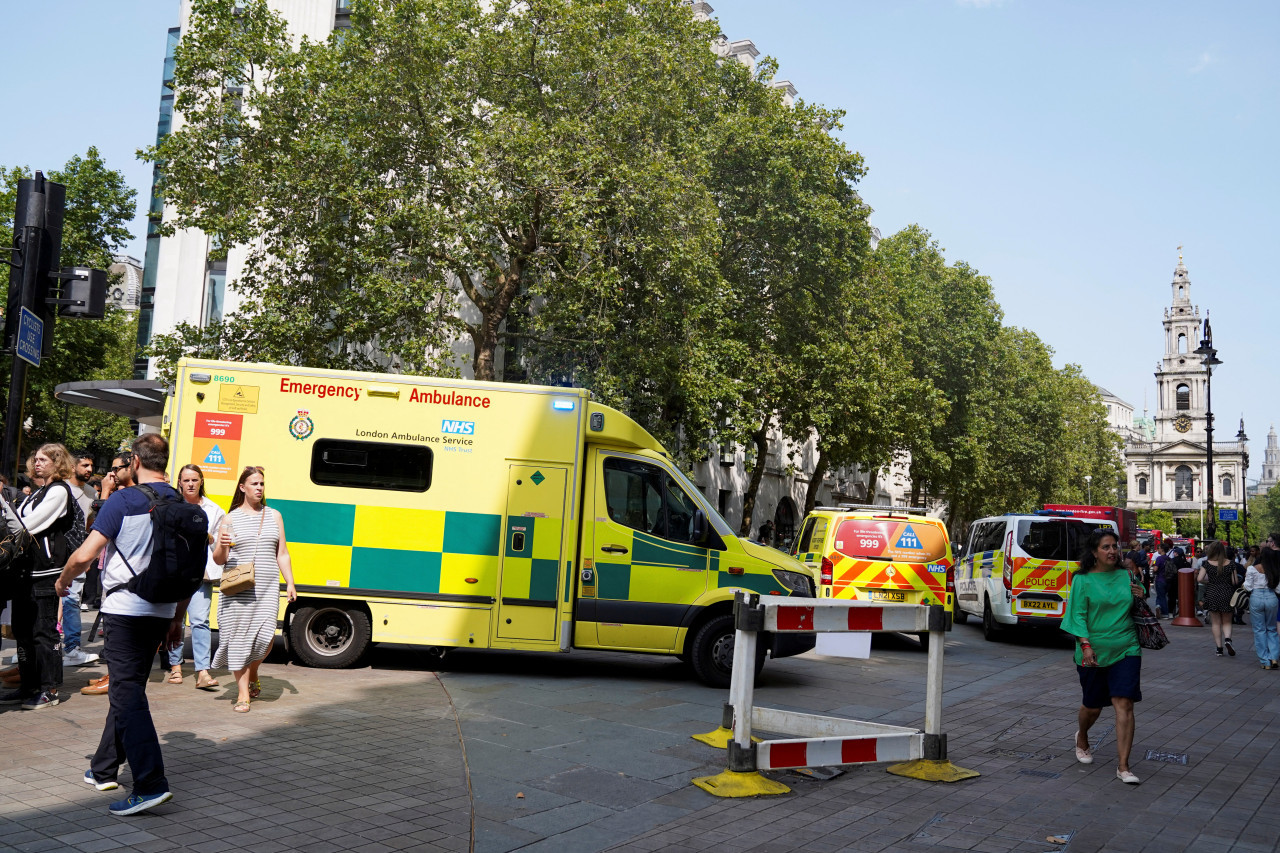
[61,360,816,687]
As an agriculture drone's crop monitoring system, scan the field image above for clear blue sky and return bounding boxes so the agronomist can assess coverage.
[3,1,1277,480]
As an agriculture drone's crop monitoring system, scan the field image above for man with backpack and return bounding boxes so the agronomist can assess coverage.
[56,434,188,816]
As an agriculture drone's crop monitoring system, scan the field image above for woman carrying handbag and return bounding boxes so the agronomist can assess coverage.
[211,467,295,712]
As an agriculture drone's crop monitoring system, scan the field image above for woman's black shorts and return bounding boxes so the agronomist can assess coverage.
[1077,655,1142,709]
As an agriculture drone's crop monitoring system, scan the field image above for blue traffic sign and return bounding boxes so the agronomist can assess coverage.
[15,307,42,367]
[1218,508,1238,522]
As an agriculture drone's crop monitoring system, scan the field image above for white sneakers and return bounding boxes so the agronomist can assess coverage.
[62,649,100,667]
[1073,731,1094,764]
[1116,769,1141,784]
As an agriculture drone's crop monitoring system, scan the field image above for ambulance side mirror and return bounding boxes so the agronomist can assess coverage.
[691,510,708,545]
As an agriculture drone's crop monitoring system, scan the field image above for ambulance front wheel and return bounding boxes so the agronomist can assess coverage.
[289,604,372,668]
[690,614,766,689]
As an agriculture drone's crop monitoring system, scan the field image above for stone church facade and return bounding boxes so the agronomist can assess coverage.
[1124,258,1248,525]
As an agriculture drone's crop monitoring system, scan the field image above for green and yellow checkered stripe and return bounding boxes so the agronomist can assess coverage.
[274,499,560,601]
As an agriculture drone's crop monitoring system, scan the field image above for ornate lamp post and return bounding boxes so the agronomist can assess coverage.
[1238,420,1250,544]
[1194,320,1222,541]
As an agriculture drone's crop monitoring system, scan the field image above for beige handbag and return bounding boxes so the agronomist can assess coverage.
[218,510,265,596]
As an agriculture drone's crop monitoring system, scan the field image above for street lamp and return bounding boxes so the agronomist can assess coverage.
[1194,319,1222,541]
[1084,474,1092,505]
[1238,419,1250,544]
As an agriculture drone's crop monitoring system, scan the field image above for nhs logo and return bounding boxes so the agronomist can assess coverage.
[442,420,476,435]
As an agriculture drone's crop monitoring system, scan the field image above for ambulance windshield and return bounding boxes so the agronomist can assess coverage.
[666,464,733,537]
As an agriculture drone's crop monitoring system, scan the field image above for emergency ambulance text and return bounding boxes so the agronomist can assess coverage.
[280,378,360,402]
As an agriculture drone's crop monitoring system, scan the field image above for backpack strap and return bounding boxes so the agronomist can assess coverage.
[104,485,149,597]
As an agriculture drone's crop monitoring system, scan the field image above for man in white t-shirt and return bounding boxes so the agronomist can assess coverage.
[57,434,178,817]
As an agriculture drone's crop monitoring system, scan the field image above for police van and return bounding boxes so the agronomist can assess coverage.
[58,359,817,687]
[954,511,1118,640]
[791,505,954,649]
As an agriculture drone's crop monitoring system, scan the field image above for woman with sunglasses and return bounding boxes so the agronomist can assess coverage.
[211,467,295,712]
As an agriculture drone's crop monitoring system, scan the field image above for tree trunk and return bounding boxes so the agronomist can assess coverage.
[803,448,829,515]
[866,465,879,504]
[909,474,922,508]
[738,414,772,538]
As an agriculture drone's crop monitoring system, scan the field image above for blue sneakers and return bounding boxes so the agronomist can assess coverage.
[83,770,119,792]
[109,790,172,816]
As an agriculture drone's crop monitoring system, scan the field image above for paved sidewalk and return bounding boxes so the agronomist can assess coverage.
[3,612,1279,853]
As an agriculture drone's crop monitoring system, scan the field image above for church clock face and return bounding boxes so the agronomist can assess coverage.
[1173,414,1192,433]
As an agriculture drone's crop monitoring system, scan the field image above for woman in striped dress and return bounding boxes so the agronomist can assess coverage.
[212,466,296,712]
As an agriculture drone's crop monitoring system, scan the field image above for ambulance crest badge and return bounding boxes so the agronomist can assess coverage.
[289,410,314,441]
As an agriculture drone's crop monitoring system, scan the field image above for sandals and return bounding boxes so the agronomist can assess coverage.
[248,679,262,700]
[166,670,183,685]
[195,673,220,691]
[232,700,251,713]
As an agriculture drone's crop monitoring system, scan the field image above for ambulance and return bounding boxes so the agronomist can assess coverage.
[954,510,1118,640]
[790,505,954,649]
[58,359,817,687]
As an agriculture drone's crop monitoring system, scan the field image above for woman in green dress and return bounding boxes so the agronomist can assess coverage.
[1062,528,1145,784]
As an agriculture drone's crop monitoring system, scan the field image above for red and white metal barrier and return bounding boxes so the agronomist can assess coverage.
[692,592,977,796]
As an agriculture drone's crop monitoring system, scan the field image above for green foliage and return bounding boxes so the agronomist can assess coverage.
[1136,509,1176,534]
[0,148,139,466]
[1248,489,1280,546]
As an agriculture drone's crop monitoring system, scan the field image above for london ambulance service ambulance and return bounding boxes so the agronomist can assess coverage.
[954,510,1117,641]
[66,359,818,687]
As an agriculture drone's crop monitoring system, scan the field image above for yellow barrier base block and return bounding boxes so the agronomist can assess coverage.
[885,759,981,783]
[691,727,760,749]
[692,769,791,798]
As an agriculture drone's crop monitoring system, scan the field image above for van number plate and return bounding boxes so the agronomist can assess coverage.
[1020,600,1057,611]
[869,591,906,602]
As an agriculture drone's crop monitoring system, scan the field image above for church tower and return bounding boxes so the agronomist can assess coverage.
[1262,426,1280,493]
[1153,256,1208,444]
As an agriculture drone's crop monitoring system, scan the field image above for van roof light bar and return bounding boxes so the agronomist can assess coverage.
[1034,509,1075,517]
[816,504,930,515]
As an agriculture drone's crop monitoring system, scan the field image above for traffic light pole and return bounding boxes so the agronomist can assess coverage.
[1,222,43,482]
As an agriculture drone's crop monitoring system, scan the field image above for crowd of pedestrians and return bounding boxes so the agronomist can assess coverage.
[0,437,291,816]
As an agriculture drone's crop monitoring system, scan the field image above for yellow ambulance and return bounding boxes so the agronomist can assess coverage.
[61,359,817,687]
[790,505,954,648]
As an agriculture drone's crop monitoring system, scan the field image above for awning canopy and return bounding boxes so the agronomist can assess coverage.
[54,379,169,423]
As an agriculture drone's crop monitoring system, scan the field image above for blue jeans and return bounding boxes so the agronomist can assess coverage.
[1154,577,1168,615]
[62,578,83,653]
[167,582,213,671]
[91,614,171,795]
[1249,590,1279,665]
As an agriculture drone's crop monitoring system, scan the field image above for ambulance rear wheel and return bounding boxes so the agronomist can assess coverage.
[690,614,765,689]
[290,604,371,668]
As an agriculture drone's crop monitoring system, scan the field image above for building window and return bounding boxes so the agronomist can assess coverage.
[1177,333,1187,354]
[718,489,730,516]
[1137,476,1147,496]
[1175,465,1193,501]
[1221,476,1232,497]
[1176,384,1190,410]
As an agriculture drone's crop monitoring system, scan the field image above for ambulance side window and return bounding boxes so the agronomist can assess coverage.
[602,458,703,545]
[603,459,663,534]
[792,519,815,556]
[310,439,432,492]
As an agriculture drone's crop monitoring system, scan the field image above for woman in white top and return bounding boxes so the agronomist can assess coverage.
[165,464,225,690]
[1243,550,1280,669]
[212,467,296,712]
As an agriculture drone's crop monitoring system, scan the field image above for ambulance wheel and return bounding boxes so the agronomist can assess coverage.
[290,604,371,668]
[982,598,1001,642]
[690,614,765,689]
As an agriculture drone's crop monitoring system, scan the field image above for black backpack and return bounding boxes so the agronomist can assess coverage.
[106,484,210,604]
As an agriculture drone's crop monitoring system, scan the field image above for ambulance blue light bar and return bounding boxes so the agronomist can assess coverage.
[552,398,575,411]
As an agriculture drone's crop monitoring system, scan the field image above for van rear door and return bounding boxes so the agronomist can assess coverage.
[1011,519,1114,618]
